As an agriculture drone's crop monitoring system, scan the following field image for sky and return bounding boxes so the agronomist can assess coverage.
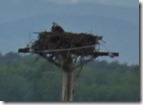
[0,0,138,23]
[0,0,139,65]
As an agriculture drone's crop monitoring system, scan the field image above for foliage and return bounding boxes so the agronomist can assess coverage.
[0,52,140,102]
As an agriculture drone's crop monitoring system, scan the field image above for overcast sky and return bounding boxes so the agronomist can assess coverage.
[9,0,138,6]
[0,0,138,23]
[0,0,139,65]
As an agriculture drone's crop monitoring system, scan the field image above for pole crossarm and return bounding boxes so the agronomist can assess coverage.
[75,51,119,69]
[18,48,119,57]
[18,48,119,70]
[18,48,61,68]
[18,45,95,54]
[94,52,119,57]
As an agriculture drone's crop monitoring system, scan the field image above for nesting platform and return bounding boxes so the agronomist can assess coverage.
[23,31,102,56]
[18,31,119,58]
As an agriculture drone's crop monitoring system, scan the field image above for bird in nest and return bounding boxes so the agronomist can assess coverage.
[51,22,65,33]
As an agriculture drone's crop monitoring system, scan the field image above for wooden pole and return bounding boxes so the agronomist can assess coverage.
[62,70,74,101]
[61,56,74,102]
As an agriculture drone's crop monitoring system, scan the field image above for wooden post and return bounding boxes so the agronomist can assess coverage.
[61,56,74,101]
[62,70,74,101]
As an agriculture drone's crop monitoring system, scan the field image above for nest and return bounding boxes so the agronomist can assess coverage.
[31,31,102,56]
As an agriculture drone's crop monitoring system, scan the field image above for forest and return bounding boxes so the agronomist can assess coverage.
[0,52,140,102]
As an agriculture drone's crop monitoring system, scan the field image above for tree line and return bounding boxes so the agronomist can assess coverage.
[0,52,140,102]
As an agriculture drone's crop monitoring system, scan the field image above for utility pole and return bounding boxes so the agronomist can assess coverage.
[18,28,119,101]
[62,70,74,101]
[61,56,74,101]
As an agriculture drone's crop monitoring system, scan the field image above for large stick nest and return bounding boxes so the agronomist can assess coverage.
[30,31,102,56]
